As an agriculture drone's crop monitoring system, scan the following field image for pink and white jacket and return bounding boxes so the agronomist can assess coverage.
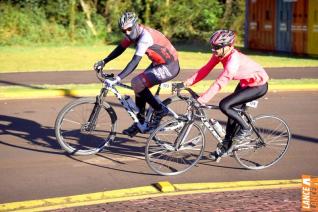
[185,49,269,103]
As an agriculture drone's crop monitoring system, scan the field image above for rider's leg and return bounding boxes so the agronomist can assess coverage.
[220,83,268,144]
[122,69,170,136]
[210,83,268,160]
[209,121,234,161]
[122,92,148,137]
[139,62,180,127]
[220,85,245,145]
[135,93,146,123]
[131,73,163,112]
[122,78,148,137]
[223,84,247,140]
[209,85,242,160]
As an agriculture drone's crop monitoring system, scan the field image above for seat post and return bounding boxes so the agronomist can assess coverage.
[154,84,162,96]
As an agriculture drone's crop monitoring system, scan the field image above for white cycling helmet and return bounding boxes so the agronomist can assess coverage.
[118,12,141,41]
[209,29,235,51]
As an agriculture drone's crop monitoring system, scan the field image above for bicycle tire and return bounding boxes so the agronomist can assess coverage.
[55,97,117,155]
[145,119,205,176]
[161,95,188,121]
[162,95,209,133]
[234,115,291,170]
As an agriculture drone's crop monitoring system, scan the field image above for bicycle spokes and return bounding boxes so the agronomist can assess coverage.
[55,98,117,155]
[234,115,290,170]
[145,120,205,176]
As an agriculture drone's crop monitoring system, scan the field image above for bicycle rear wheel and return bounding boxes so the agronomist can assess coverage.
[234,115,291,170]
[145,119,205,175]
[55,97,117,155]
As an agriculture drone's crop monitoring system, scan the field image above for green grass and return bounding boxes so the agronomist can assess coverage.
[1,79,317,100]
[0,45,318,73]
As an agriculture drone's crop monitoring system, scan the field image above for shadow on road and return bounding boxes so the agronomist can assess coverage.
[0,115,62,154]
[68,151,158,176]
[0,80,79,99]
[0,115,156,175]
[199,155,247,170]
[1,114,316,176]
[64,133,161,176]
[292,134,318,143]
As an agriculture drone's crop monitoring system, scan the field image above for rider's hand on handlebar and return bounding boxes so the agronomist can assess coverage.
[94,60,105,72]
[104,76,121,87]
[183,80,192,88]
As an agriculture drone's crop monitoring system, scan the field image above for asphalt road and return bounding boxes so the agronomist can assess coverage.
[1,67,318,86]
[0,91,317,204]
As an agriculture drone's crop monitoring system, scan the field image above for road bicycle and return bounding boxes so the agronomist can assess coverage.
[145,83,291,176]
[55,68,185,155]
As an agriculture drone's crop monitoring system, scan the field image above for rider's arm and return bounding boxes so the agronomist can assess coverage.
[103,38,132,63]
[117,33,152,80]
[198,56,239,103]
[117,55,142,80]
[103,45,126,64]
[185,55,218,86]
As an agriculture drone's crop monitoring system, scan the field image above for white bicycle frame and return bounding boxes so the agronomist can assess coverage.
[180,99,259,145]
[104,81,180,133]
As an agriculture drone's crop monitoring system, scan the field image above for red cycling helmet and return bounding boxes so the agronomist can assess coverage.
[209,30,235,51]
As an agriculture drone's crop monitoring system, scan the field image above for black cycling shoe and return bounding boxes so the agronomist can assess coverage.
[151,107,169,128]
[122,123,140,137]
[209,139,232,162]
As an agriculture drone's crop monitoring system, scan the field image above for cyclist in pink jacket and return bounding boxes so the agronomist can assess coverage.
[184,30,269,161]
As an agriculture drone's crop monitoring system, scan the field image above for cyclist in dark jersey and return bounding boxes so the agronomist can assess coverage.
[94,12,180,137]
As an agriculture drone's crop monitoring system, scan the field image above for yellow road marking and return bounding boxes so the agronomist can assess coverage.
[0,179,301,212]
[1,79,318,100]
[154,181,176,192]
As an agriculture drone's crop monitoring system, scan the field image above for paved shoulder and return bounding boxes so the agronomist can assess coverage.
[0,67,317,86]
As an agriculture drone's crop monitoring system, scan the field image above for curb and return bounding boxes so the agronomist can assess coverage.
[0,179,301,212]
[1,79,318,100]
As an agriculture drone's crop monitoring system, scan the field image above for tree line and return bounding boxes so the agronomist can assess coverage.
[0,0,245,45]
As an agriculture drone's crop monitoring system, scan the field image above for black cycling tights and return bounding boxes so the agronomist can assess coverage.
[219,83,268,139]
[135,87,163,123]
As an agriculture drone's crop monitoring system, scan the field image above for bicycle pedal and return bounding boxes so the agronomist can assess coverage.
[127,132,138,138]
[123,127,140,137]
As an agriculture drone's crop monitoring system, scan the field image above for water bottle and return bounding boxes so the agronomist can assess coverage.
[210,118,225,138]
[124,95,139,113]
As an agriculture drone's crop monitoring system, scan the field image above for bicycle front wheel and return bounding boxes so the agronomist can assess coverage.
[162,95,188,120]
[55,97,117,155]
[162,95,208,133]
[146,119,205,176]
[234,115,291,170]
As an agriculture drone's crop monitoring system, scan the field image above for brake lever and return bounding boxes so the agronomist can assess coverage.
[172,82,185,94]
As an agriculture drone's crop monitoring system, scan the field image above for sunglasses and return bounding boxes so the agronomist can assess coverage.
[122,27,133,34]
[211,45,223,52]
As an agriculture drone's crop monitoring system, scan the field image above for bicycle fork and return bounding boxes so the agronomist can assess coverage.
[85,89,107,132]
